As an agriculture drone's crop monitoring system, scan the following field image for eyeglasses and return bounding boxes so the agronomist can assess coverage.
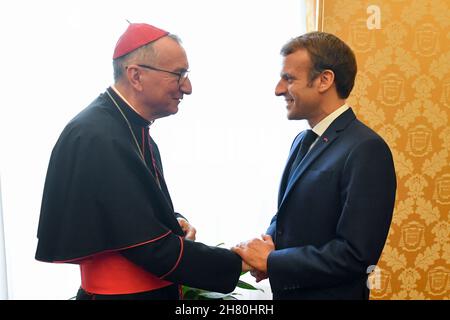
[136,64,190,85]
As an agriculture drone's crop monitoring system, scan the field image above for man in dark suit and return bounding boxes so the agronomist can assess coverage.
[233,32,396,300]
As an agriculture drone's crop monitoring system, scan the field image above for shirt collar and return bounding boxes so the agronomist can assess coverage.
[311,104,349,137]
[111,85,141,114]
[107,86,151,127]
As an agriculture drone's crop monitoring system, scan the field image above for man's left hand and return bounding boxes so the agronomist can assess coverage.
[177,218,196,241]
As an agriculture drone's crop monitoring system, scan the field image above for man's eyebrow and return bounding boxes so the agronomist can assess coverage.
[281,72,294,79]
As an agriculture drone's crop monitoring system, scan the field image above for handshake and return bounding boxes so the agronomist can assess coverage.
[177,217,275,283]
[231,234,275,283]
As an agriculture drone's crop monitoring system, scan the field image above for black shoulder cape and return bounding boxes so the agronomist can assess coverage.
[35,88,184,262]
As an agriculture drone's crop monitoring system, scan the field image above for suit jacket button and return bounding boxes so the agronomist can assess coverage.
[277,229,283,236]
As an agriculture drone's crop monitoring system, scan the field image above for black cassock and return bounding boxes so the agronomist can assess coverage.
[35,87,241,299]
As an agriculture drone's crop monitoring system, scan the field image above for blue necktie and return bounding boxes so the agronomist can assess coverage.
[288,129,318,181]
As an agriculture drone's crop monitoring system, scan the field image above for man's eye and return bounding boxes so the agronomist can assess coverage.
[282,75,294,83]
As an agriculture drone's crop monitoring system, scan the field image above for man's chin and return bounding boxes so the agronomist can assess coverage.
[286,106,298,120]
[154,108,178,120]
[286,112,296,120]
[167,103,179,116]
[166,108,179,118]
[287,112,303,121]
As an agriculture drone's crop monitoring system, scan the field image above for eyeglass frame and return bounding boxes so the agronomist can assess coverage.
[132,64,190,85]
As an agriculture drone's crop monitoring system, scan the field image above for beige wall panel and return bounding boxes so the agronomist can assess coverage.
[316,0,450,299]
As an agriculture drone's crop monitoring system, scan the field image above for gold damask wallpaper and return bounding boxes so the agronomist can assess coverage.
[309,0,450,299]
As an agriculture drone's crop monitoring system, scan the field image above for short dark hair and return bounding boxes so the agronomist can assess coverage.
[280,32,357,99]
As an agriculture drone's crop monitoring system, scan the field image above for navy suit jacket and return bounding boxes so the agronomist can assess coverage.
[266,108,396,300]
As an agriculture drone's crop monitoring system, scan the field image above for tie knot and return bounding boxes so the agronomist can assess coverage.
[286,129,318,182]
[303,130,318,147]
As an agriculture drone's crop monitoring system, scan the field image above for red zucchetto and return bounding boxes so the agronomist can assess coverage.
[113,23,169,59]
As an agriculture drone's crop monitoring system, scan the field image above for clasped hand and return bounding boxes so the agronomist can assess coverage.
[231,234,275,282]
[176,218,273,282]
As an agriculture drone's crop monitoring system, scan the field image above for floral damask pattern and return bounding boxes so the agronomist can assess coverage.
[316,0,450,299]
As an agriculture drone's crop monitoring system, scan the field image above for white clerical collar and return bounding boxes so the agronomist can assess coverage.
[110,85,141,115]
[311,104,349,137]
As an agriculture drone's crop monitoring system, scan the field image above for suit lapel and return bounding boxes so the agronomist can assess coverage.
[278,108,356,209]
[278,132,304,205]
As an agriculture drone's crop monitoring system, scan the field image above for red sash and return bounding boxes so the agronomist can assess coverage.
[80,252,172,295]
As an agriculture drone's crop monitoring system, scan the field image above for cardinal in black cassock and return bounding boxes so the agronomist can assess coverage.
[35,23,242,300]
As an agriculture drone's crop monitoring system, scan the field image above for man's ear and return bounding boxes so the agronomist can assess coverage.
[317,69,335,93]
[126,66,144,91]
